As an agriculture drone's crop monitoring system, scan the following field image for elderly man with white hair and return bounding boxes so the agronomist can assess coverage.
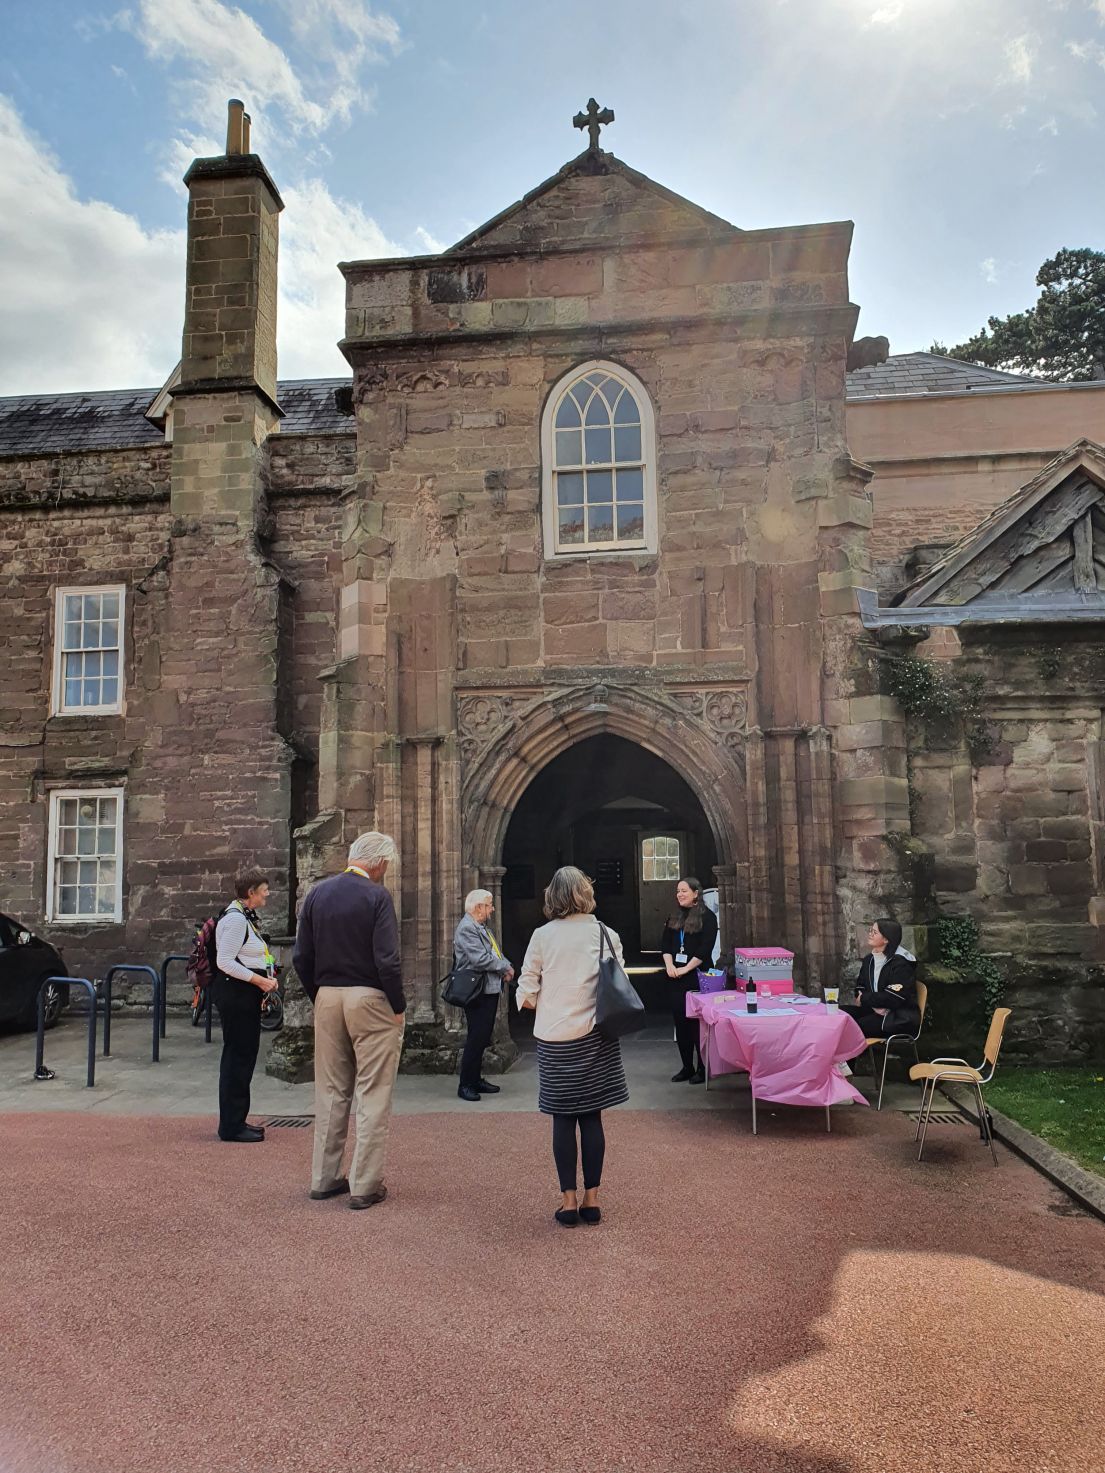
[293,831,405,1210]
[453,888,514,1101]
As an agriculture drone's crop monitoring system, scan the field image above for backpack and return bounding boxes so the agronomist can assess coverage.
[185,915,221,991]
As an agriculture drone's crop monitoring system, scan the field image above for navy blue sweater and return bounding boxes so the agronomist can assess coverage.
[292,871,406,1013]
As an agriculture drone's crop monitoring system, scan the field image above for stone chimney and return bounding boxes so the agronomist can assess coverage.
[171,98,283,518]
[151,104,293,941]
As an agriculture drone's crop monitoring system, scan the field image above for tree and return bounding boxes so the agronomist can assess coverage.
[930,248,1105,382]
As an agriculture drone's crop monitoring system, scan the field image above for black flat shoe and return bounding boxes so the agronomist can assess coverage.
[457,1085,482,1101]
[554,1208,579,1227]
[219,1128,264,1143]
[477,1079,501,1094]
[689,1068,706,1085]
[579,1206,601,1225]
[671,1067,693,1082]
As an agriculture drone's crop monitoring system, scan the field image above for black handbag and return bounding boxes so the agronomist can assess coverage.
[594,920,647,1039]
[440,953,485,1009]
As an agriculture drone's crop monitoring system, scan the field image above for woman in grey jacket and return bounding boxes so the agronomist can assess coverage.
[453,890,514,1101]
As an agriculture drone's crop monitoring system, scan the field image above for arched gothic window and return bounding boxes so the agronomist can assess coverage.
[541,361,657,557]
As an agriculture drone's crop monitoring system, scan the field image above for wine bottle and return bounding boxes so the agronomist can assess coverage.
[745,976,758,1014]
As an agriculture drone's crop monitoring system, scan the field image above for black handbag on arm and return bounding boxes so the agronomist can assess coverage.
[440,953,485,1009]
[594,920,647,1039]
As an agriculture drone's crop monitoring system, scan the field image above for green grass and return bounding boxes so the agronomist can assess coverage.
[985,1068,1105,1179]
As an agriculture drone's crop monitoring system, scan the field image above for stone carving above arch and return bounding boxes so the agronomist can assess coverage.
[458,680,748,773]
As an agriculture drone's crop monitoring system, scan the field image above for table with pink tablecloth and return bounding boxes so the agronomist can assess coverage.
[686,991,869,1115]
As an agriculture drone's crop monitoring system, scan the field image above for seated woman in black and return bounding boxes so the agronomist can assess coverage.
[842,918,919,1037]
[661,876,720,1085]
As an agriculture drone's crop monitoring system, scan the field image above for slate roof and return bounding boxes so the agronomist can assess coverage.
[846,351,1056,401]
[0,378,353,457]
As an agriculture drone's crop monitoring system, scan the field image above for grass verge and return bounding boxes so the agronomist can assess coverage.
[985,1067,1105,1180]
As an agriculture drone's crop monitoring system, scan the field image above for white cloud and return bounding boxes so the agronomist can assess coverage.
[412,226,445,255]
[1068,38,1105,67]
[0,94,184,394]
[122,0,400,142]
[1000,104,1028,128]
[1004,34,1035,84]
[1039,114,1059,134]
[980,257,999,284]
[0,95,434,393]
[277,178,405,378]
[867,2,905,25]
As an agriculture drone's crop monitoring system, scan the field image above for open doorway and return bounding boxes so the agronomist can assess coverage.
[499,733,718,1038]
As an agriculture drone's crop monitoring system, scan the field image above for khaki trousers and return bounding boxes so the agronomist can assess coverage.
[312,987,404,1196]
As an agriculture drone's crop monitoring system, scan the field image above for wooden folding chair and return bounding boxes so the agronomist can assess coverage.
[908,1007,1012,1164]
[863,979,928,1111]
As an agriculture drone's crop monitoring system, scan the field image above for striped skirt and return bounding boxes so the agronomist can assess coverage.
[536,1028,629,1116]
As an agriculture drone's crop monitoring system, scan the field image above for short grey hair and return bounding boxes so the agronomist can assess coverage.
[348,831,398,868]
[465,889,493,914]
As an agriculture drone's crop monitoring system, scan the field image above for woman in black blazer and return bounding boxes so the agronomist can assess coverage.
[842,919,919,1036]
[661,876,720,1084]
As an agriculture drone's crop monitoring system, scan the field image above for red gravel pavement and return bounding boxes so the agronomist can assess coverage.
[2,1106,1104,1473]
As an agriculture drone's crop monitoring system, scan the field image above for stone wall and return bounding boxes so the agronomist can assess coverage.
[0,448,172,983]
[895,627,1105,1059]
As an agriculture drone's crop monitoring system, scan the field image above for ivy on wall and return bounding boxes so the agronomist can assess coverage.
[935,914,1006,1021]
[879,651,995,764]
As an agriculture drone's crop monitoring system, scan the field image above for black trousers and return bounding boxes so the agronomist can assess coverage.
[214,979,262,1137]
[672,984,702,1072]
[552,1111,605,1192]
[459,990,499,1089]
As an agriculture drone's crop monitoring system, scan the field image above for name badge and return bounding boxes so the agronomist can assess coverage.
[675,952,688,965]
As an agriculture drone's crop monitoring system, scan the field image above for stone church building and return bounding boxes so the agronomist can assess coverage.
[2,102,1103,1064]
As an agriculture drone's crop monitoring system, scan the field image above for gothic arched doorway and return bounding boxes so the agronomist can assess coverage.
[499,734,719,1035]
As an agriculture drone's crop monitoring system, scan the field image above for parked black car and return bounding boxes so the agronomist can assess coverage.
[0,913,69,1031]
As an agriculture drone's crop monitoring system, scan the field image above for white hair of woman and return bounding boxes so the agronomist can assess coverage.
[347,831,398,868]
[465,889,493,914]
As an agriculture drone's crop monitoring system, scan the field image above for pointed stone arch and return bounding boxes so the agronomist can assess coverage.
[459,680,752,947]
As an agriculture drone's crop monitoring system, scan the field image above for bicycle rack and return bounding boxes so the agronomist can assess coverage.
[159,954,191,1039]
[34,976,101,1088]
[102,964,162,1063]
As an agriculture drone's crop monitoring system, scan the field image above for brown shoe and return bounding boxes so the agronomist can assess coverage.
[309,1178,349,1200]
[349,1185,388,1211]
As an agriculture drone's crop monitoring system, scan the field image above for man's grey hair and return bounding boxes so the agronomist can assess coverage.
[348,831,398,868]
[464,889,493,914]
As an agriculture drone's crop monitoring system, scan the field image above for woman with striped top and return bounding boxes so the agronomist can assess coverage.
[516,866,629,1227]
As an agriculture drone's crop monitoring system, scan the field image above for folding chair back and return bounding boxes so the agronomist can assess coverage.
[983,1007,1012,1071]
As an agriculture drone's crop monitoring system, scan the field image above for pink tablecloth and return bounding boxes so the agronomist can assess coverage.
[686,991,869,1108]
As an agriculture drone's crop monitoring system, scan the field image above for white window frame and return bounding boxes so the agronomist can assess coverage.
[51,584,126,717]
[46,788,125,924]
[540,360,658,559]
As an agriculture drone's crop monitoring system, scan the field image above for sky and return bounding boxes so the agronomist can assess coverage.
[1,0,1104,396]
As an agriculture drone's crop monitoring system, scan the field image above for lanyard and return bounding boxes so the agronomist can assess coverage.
[345,865,371,879]
[678,929,685,951]
[487,929,502,958]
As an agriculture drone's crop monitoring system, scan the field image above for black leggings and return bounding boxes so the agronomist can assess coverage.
[552,1111,605,1192]
[673,985,702,1071]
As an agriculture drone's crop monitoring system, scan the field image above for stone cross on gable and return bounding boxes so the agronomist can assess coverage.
[573,98,614,151]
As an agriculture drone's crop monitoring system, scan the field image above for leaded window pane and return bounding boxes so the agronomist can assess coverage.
[587,504,614,540]
[558,507,585,545]
[555,429,582,467]
[585,427,610,465]
[555,396,581,429]
[588,471,613,504]
[617,505,644,540]
[557,473,584,507]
